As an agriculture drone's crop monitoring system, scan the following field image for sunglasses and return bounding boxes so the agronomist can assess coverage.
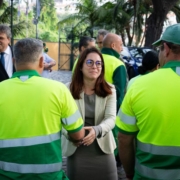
[85,59,102,68]
[156,41,173,52]
[156,45,163,52]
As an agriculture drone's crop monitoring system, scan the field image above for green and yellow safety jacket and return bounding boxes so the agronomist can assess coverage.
[116,61,180,180]
[0,70,83,180]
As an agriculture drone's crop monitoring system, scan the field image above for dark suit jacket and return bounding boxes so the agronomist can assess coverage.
[0,45,16,82]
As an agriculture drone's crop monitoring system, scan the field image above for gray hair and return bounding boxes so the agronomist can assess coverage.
[13,38,43,65]
[0,24,12,38]
[97,29,109,38]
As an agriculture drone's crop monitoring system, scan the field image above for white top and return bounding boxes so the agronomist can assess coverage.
[42,53,55,78]
[2,46,13,78]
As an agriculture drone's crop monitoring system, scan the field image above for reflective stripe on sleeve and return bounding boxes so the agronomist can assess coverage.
[135,159,180,179]
[0,132,60,148]
[137,140,180,156]
[117,109,136,125]
[0,161,62,173]
[62,110,81,125]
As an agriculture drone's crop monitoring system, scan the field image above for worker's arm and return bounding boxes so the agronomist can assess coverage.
[113,65,127,111]
[115,86,138,179]
[118,132,135,179]
[68,128,85,146]
[61,84,85,145]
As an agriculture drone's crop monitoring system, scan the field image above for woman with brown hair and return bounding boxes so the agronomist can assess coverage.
[67,47,118,180]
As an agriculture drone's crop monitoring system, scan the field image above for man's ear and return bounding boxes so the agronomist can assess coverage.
[164,43,170,57]
[37,55,44,75]
[111,42,115,49]
[39,55,44,69]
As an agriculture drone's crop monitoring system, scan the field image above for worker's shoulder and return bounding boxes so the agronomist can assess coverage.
[102,54,124,66]
[40,77,67,88]
[25,77,67,94]
[129,69,165,92]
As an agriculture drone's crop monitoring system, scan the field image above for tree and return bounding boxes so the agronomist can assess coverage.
[57,0,100,38]
[32,0,59,41]
[39,0,58,31]
[0,1,26,38]
[101,0,179,47]
[39,0,59,41]
[95,0,133,45]
[172,3,180,22]
[55,0,180,46]
[94,0,153,46]
[145,0,179,47]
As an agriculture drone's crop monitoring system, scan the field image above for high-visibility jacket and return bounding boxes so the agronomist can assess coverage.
[116,61,180,180]
[0,70,83,180]
[102,53,127,110]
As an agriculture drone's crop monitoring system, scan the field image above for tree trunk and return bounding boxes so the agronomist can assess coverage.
[131,0,137,46]
[121,31,126,46]
[145,0,178,48]
[0,0,3,6]
[125,26,132,46]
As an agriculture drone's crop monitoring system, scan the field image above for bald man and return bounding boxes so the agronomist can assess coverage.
[102,33,127,110]
[101,33,127,165]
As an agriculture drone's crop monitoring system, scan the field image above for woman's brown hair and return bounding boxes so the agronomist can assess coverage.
[70,47,112,99]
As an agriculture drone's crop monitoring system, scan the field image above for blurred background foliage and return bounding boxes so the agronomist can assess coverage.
[0,0,180,47]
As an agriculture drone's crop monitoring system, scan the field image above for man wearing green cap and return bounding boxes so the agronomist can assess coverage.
[115,23,180,180]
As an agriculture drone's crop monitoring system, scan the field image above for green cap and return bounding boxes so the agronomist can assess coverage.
[152,23,180,46]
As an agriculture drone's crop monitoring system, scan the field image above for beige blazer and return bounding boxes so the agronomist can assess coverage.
[67,83,117,154]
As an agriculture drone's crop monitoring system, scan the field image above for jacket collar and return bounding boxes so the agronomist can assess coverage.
[162,61,180,75]
[101,47,120,59]
[12,70,40,79]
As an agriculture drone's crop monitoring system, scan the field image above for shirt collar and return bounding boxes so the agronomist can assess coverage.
[162,61,180,68]
[12,70,40,79]
[4,46,11,55]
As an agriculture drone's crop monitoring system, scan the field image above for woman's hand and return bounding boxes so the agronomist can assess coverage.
[82,126,96,146]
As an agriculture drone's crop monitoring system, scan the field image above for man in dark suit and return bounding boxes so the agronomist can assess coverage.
[0,24,15,82]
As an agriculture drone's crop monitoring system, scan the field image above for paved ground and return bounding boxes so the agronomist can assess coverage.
[50,70,126,180]
[49,70,72,84]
